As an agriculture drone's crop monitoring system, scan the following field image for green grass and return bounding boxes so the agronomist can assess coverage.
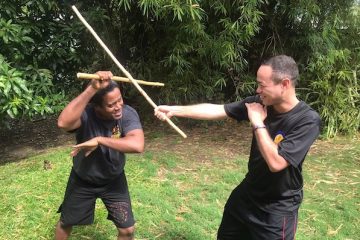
[298,138,360,240]
[0,136,359,240]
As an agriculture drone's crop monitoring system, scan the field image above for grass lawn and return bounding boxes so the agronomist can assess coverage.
[0,123,359,240]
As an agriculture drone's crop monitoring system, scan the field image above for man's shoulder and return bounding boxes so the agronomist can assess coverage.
[121,104,142,123]
[123,104,136,111]
[120,104,142,133]
[235,95,261,104]
[83,104,95,117]
[225,95,261,107]
[298,101,320,121]
[122,104,139,116]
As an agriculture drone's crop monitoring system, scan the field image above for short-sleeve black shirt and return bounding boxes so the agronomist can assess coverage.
[224,95,320,214]
[72,104,142,185]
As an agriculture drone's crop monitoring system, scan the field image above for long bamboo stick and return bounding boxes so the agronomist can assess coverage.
[77,72,164,87]
[72,6,187,138]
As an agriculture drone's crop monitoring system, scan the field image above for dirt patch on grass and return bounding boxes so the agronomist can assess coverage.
[0,117,252,165]
[0,116,73,164]
[2,116,356,165]
[144,119,252,161]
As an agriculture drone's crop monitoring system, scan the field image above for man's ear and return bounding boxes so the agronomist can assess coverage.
[281,78,291,89]
[93,104,102,112]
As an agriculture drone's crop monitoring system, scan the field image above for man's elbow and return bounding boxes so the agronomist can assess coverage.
[134,139,145,153]
[58,117,80,132]
[126,130,144,153]
[57,119,67,130]
[268,165,283,173]
[138,141,145,153]
[268,161,289,173]
[133,144,144,153]
[57,119,75,132]
[136,147,145,153]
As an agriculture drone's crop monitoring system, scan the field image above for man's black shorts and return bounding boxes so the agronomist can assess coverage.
[217,185,298,240]
[57,169,135,228]
[217,206,298,240]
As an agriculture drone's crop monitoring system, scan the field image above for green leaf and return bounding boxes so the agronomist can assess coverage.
[6,108,15,118]
[21,36,34,43]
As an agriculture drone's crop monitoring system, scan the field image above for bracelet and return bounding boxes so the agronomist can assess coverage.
[253,125,266,131]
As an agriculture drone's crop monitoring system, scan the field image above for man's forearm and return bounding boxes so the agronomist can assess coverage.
[171,104,227,120]
[97,130,144,153]
[254,127,289,172]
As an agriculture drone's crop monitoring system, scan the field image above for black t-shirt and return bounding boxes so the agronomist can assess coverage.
[72,104,142,185]
[224,95,321,214]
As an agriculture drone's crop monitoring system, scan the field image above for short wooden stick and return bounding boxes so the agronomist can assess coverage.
[77,72,165,87]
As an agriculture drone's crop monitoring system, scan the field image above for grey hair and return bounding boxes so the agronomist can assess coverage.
[262,55,299,86]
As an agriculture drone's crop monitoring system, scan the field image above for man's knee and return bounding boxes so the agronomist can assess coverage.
[117,226,135,240]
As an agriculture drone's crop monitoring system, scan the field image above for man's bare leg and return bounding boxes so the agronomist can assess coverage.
[55,221,72,240]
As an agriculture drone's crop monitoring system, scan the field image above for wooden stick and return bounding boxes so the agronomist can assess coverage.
[77,72,165,87]
[72,6,187,138]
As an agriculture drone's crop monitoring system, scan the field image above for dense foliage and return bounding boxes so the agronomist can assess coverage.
[247,0,360,136]
[0,0,90,125]
[0,0,359,137]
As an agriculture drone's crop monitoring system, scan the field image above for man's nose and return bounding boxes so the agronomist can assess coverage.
[115,101,122,109]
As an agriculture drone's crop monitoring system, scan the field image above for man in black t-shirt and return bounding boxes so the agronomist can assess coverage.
[154,55,320,240]
[55,71,144,240]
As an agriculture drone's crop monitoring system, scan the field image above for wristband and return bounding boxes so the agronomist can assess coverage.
[253,125,266,131]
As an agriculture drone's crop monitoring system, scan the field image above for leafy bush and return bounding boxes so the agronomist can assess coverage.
[0,55,67,124]
[0,1,87,125]
[85,0,264,104]
[304,49,360,137]
[0,56,32,120]
[0,0,359,137]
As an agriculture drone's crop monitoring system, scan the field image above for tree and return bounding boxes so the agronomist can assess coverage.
[1,0,358,136]
[240,0,360,137]
[0,0,86,125]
